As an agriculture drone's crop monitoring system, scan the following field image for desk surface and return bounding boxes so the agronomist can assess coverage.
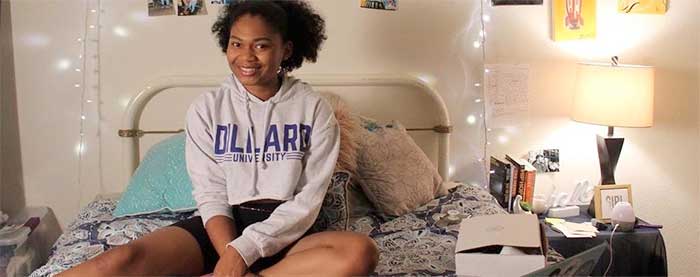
[542,206,667,276]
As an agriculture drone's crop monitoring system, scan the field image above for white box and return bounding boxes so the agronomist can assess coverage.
[455,214,547,277]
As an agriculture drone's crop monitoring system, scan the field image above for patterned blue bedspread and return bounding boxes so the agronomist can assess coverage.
[30,184,563,276]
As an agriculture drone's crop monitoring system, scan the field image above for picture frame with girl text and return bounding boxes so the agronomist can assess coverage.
[594,184,633,222]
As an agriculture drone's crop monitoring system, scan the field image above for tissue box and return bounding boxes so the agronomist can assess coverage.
[455,214,547,276]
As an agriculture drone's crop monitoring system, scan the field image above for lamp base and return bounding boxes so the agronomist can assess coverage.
[587,134,624,216]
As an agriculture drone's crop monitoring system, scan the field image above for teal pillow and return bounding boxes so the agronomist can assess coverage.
[113,133,197,217]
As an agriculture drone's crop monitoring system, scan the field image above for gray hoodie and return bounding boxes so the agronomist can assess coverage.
[185,74,340,266]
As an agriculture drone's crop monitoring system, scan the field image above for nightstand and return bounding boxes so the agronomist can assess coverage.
[541,206,667,276]
[3,207,62,276]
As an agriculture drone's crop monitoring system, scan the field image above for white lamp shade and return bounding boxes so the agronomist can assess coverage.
[571,63,655,128]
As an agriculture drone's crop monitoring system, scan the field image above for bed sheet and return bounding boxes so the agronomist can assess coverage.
[29,200,195,277]
[30,184,563,276]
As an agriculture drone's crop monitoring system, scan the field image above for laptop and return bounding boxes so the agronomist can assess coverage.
[524,243,607,277]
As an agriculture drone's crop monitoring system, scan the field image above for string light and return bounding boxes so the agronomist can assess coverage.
[477,0,489,184]
[76,0,103,208]
[57,59,72,71]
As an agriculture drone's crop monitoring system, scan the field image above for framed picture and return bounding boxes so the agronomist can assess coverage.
[551,0,597,41]
[594,184,633,221]
[492,0,543,5]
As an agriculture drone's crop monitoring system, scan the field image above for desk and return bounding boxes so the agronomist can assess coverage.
[543,207,667,276]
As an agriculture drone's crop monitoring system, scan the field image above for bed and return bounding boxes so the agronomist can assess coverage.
[30,74,563,276]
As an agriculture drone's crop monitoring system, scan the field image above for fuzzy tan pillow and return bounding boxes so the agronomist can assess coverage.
[355,120,444,217]
[320,93,360,176]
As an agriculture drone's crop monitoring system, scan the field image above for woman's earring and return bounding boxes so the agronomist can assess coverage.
[277,66,284,75]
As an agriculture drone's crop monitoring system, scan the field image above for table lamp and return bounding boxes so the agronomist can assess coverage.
[570,58,654,214]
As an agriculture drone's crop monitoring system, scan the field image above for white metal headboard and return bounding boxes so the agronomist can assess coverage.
[119,74,452,181]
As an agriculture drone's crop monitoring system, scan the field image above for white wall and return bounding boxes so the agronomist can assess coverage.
[9,0,484,227]
[484,0,699,275]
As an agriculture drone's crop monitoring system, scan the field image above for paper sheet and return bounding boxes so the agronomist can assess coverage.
[485,64,529,128]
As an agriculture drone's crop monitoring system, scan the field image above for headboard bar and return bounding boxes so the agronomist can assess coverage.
[121,74,451,180]
[117,125,451,138]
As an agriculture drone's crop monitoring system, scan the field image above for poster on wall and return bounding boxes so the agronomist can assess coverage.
[618,0,667,14]
[178,0,208,16]
[484,64,530,129]
[551,0,596,41]
[360,0,398,11]
[148,0,175,17]
[492,0,543,5]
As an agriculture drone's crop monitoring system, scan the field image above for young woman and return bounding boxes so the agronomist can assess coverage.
[59,1,378,276]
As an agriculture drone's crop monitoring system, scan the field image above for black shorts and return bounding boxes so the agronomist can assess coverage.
[170,202,310,274]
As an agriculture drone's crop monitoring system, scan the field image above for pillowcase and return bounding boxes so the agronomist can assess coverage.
[355,118,444,218]
[311,171,352,232]
[113,133,197,217]
[319,93,377,221]
[320,92,360,176]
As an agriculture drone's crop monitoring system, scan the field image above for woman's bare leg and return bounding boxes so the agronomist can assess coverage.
[57,226,204,276]
[258,231,379,276]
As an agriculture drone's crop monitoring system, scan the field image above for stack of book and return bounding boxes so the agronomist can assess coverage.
[489,155,537,212]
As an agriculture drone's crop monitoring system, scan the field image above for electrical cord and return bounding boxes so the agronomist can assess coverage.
[604,224,619,277]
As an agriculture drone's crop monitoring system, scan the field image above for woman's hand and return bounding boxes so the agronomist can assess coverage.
[213,247,249,277]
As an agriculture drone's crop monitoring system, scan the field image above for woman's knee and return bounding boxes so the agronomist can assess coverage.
[94,243,144,273]
[338,233,379,274]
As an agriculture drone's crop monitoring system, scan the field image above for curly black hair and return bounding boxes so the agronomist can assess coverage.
[211,0,327,72]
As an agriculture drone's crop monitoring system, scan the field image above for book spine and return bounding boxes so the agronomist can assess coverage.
[504,165,511,209]
[510,165,521,211]
[517,167,525,200]
[524,170,536,204]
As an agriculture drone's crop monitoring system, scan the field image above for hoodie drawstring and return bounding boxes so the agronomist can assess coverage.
[244,96,276,195]
[244,97,259,195]
[259,101,274,169]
